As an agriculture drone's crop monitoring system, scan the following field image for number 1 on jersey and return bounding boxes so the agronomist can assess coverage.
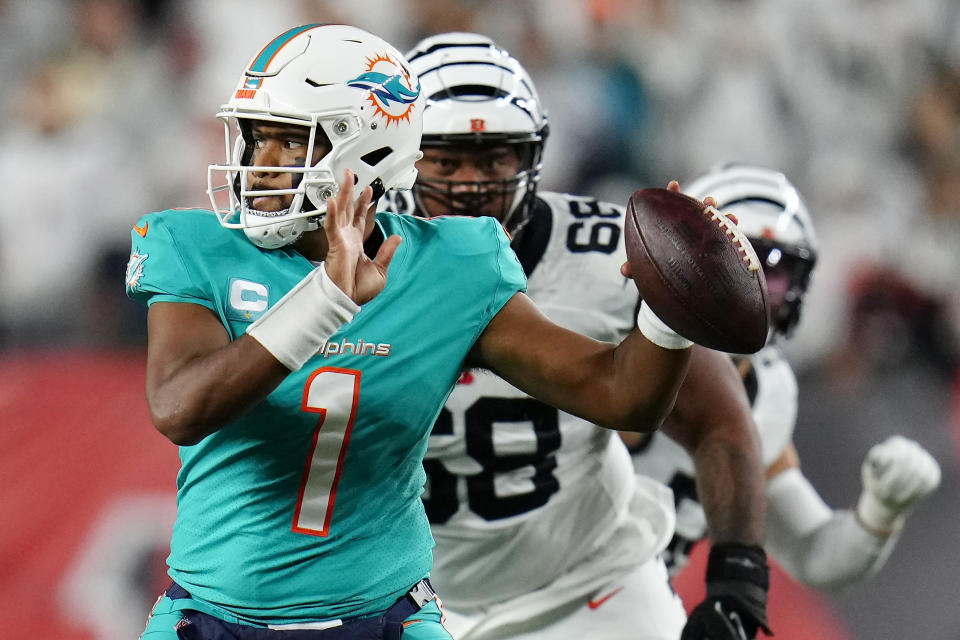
[292,367,361,537]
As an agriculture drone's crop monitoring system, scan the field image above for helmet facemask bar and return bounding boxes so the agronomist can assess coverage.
[751,238,817,338]
[208,109,359,233]
[412,134,544,235]
[414,174,526,221]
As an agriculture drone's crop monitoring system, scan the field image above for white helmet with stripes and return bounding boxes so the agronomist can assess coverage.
[208,24,424,249]
[685,163,819,337]
[405,32,549,234]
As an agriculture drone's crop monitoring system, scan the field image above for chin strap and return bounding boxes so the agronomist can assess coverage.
[370,177,386,201]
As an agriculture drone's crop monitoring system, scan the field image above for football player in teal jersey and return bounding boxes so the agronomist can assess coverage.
[128,24,737,640]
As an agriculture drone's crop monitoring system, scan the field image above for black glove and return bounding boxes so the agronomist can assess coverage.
[680,543,772,640]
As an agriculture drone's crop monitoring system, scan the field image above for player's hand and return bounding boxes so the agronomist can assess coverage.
[669,178,720,210]
[682,600,750,640]
[323,169,402,305]
[856,435,941,534]
[620,181,717,279]
[681,544,771,640]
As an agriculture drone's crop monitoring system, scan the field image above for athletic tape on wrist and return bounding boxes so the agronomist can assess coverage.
[247,263,361,371]
[636,301,693,350]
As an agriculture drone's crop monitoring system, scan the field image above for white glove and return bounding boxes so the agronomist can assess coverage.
[856,435,941,534]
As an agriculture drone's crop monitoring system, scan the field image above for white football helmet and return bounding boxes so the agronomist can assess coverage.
[685,163,819,337]
[405,32,549,234]
[208,24,425,249]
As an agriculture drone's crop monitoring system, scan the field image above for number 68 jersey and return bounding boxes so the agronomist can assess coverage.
[414,192,677,612]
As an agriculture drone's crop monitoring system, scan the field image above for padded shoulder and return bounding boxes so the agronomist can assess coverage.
[749,345,799,466]
[125,208,261,309]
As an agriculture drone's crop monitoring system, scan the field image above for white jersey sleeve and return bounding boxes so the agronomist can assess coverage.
[423,192,674,612]
[764,467,899,591]
[631,344,799,574]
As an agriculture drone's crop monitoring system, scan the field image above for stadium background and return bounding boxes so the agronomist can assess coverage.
[1,1,958,638]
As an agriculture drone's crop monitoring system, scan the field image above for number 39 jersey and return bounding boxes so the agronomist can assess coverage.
[415,192,676,611]
[125,208,525,623]
[631,344,798,574]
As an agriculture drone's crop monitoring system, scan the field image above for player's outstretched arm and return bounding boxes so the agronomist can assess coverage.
[655,347,771,640]
[659,347,766,544]
[468,181,752,430]
[469,292,691,433]
[765,437,941,592]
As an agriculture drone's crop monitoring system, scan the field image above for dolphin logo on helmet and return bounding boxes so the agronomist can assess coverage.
[347,54,421,127]
[207,25,425,250]
[347,71,421,106]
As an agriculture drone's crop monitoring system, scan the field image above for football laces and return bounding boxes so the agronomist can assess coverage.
[705,205,761,272]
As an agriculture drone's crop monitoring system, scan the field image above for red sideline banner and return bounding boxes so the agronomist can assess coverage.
[0,351,851,639]
[672,543,852,640]
[0,351,178,640]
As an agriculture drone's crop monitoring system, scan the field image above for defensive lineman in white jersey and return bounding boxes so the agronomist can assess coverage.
[631,163,942,588]
[388,34,772,640]
[414,189,683,638]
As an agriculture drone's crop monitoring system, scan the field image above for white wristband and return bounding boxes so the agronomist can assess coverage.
[856,490,905,535]
[636,301,693,350]
[247,263,361,371]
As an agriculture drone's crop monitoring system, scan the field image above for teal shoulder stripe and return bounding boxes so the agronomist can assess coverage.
[249,24,325,73]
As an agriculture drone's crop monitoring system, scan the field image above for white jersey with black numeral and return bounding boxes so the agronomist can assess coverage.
[384,190,676,614]
[630,344,797,574]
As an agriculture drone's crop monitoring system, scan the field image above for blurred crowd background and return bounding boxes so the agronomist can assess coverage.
[1,0,959,638]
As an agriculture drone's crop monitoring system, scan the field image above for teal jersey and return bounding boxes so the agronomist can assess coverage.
[126,209,525,624]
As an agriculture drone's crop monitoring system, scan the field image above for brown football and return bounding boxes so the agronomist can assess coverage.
[625,188,769,354]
